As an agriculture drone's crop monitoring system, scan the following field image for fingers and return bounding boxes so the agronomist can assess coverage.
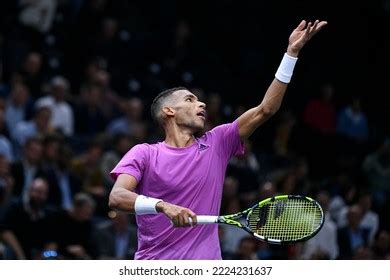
[189,213,197,226]
[295,20,307,31]
[306,20,328,37]
[304,21,312,37]
[169,207,197,227]
[311,20,319,32]
[315,21,328,32]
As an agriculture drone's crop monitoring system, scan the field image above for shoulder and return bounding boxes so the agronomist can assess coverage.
[203,122,237,137]
[131,143,156,152]
[123,142,161,159]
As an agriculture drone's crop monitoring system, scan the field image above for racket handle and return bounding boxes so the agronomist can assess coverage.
[189,215,218,224]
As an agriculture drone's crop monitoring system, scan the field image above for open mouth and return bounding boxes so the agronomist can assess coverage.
[197,111,206,119]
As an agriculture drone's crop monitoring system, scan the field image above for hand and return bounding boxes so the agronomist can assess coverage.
[287,20,327,57]
[156,201,197,227]
[66,245,89,259]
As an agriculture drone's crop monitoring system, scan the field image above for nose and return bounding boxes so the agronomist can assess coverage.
[198,101,206,109]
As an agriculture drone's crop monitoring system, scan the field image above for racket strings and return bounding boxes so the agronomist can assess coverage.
[248,199,322,241]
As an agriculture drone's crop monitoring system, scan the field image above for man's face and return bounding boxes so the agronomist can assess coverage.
[29,179,48,208]
[167,90,206,132]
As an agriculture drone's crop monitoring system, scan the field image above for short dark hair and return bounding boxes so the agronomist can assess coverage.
[150,87,188,126]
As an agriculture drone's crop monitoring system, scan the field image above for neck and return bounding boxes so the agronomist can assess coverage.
[164,124,195,148]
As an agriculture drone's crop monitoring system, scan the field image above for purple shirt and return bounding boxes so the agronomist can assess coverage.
[111,121,244,259]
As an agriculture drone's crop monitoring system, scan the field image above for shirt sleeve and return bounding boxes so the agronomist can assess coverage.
[110,144,148,183]
[208,120,245,160]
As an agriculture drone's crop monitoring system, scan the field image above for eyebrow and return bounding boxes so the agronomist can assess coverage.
[183,94,198,101]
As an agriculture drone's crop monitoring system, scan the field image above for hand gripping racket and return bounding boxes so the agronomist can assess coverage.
[195,195,324,244]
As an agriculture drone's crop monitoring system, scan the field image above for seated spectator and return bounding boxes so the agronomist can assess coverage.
[0,155,14,219]
[11,137,47,199]
[337,97,368,142]
[300,191,338,259]
[227,140,260,205]
[53,193,98,259]
[303,83,336,135]
[41,135,81,210]
[100,134,134,184]
[0,135,13,163]
[362,138,390,207]
[35,76,74,137]
[231,237,259,260]
[337,205,370,259]
[95,211,137,259]
[12,106,53,151]
[337,192,379,246]
[0,177,57,259]
[372,230,390,259]
[18,52,45,97]
[71,141,107,216]
[74,85,107,137]
[107,97,145,136]
[5,82,31,134]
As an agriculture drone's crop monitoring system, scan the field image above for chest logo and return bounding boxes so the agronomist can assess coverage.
[199,143,209,151]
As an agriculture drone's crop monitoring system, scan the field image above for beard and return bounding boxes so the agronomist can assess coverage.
[29,199,45,210]
[179,117,205,133]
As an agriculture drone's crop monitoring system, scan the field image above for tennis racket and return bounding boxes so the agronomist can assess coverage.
[194,195,324,244]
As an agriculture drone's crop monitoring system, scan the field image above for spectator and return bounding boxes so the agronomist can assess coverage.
[5,82,31,134]
[18,52,45,97]
[89,68,120,120]
[0,155,14,218]
[70,140,107,216]
[231,237,259,260]
[372,230,390,259]
[100,134,134,184]
[362,138,390,207]
[107,97,145,136]
[35,76,74,137]
[74,85,107,138]
[10,137,46,199]
[204,93,223,130]
[219,177,247,256]
[337,192,379,246]
[337,97,368,142]
[0,134,13,164]
[95,211,137,259]
[12,106,53,150]
[300,191,339,259]
[227,139,260,205]
[337,204,370,259]
[303,83,336,135]
[41,135,81,210]
[273,110,297,157]
[0,177,57,259]
[53,193,98,259]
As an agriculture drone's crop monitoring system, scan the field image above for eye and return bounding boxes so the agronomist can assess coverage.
[185,97,192,102]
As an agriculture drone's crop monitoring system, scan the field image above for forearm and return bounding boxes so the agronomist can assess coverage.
[260,78,288,115]
[237,54,295,139]
[1,230,26,259]
[108,187,138,213]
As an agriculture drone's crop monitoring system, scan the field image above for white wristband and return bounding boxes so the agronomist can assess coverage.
[134,195,163,215]
[275,53,298,84]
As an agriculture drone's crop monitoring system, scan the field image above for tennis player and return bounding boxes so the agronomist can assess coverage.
[109,20,327,259]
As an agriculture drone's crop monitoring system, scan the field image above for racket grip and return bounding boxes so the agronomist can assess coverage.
[190,215,218,224]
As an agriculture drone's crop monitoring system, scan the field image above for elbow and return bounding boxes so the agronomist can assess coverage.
[259,105,278,118]
[108,192,119,209]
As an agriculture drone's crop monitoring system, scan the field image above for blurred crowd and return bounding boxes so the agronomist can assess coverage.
[0,0,389,260]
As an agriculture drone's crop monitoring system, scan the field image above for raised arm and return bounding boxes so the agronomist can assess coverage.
[237,20,327,140]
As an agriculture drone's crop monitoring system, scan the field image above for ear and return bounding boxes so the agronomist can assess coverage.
[162,106,175,117]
